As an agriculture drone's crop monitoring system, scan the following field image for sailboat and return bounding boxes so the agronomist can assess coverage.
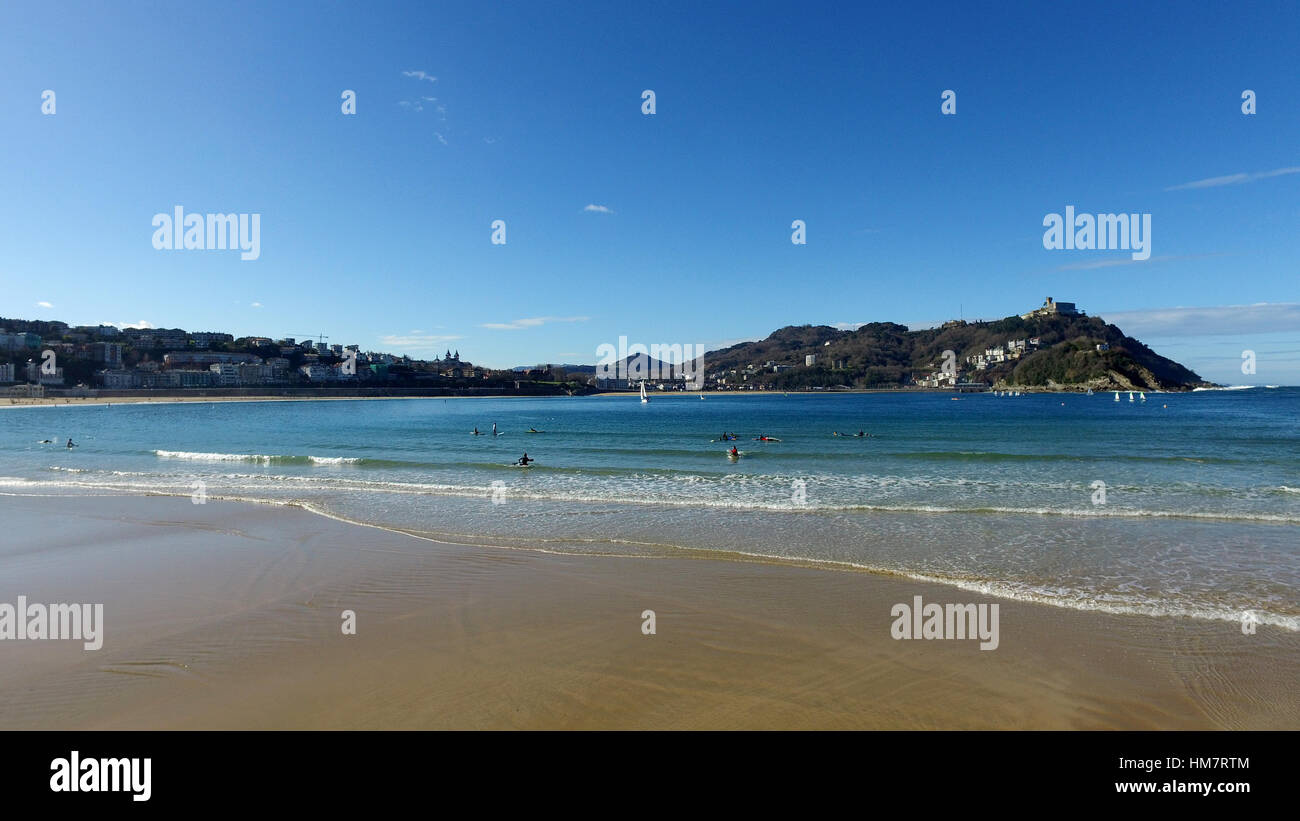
[1114,392,1119,401]
[1139,392,1147,401]
[1086,388,1093,396]
[640,382,649,404]
[1128,391,1135,402]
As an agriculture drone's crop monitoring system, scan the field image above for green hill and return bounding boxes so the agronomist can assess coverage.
[703,309,1207,391]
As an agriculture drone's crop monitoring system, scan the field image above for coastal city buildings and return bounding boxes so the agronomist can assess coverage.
[0,319,496,395]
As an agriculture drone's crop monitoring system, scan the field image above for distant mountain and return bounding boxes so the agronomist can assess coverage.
[512,358,674,377]
[696,309,1207,391]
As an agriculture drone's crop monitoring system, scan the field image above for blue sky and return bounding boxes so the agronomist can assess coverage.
[2,0,1297,383]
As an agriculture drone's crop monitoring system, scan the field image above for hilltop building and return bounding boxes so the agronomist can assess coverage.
[1021,297,1082,319]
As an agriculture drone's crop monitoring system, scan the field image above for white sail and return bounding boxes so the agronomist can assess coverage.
[640,382,649,403]
[1140,392,1147,400]
[1114,392,1119,401]
[1128,392,1134,401]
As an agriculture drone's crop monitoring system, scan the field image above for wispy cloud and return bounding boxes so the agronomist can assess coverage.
[434,132,447,145]
[583,204,614,214]
[481,316,590,331]
[398,100,424,112]
[380,333,462,348]
[1165,166,1300,191]
[1097,302,1300,336]
[1052,252,1228,272]
[35,301,52,308]
[251,302,263,308]
[402,70,437,83]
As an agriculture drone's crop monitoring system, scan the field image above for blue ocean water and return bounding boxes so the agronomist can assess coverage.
[2,388,1297,629]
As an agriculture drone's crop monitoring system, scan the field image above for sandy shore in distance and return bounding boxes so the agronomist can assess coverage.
[0,494,1295,730]
[0,386,1182,408]
[0,395,473,409]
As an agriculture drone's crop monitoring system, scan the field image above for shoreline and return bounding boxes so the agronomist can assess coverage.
[1,493,1295,729]
[0,393,563,409]
[2,384,1248,408]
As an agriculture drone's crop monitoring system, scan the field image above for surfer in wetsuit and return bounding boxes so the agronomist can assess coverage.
[472,427,480,435]
[729,446,739,457]
[518,453,534,466]
[66,438,76,449]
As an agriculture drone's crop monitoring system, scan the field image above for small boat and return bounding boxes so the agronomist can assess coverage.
[1086,388,1093,396]
[1114,392,1120,401]
[640,382,649,404]
[1139,392,1147,401]
[1128,391,1135,402]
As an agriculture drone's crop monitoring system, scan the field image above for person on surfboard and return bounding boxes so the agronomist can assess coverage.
[517,453,534,466]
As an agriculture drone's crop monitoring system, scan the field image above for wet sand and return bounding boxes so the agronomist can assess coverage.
[0,494,1295,729]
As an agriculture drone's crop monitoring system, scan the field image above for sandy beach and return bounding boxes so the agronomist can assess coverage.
[0,394,469,409]
[0,493,1294,730]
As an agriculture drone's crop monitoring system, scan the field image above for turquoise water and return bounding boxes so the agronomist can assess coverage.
[2,389,1297,629]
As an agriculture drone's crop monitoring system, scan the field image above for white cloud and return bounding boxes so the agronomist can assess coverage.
[480,316,590,331]
[1165,166,1300,191]
[35,301,53,308]
[104,320,154,330]
[251,302,263,308]
[435,132,447,145]
[402,70,437,83]
[583,204,614,214]
[1052,253,1228,272]
[1097,302,1300,336]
